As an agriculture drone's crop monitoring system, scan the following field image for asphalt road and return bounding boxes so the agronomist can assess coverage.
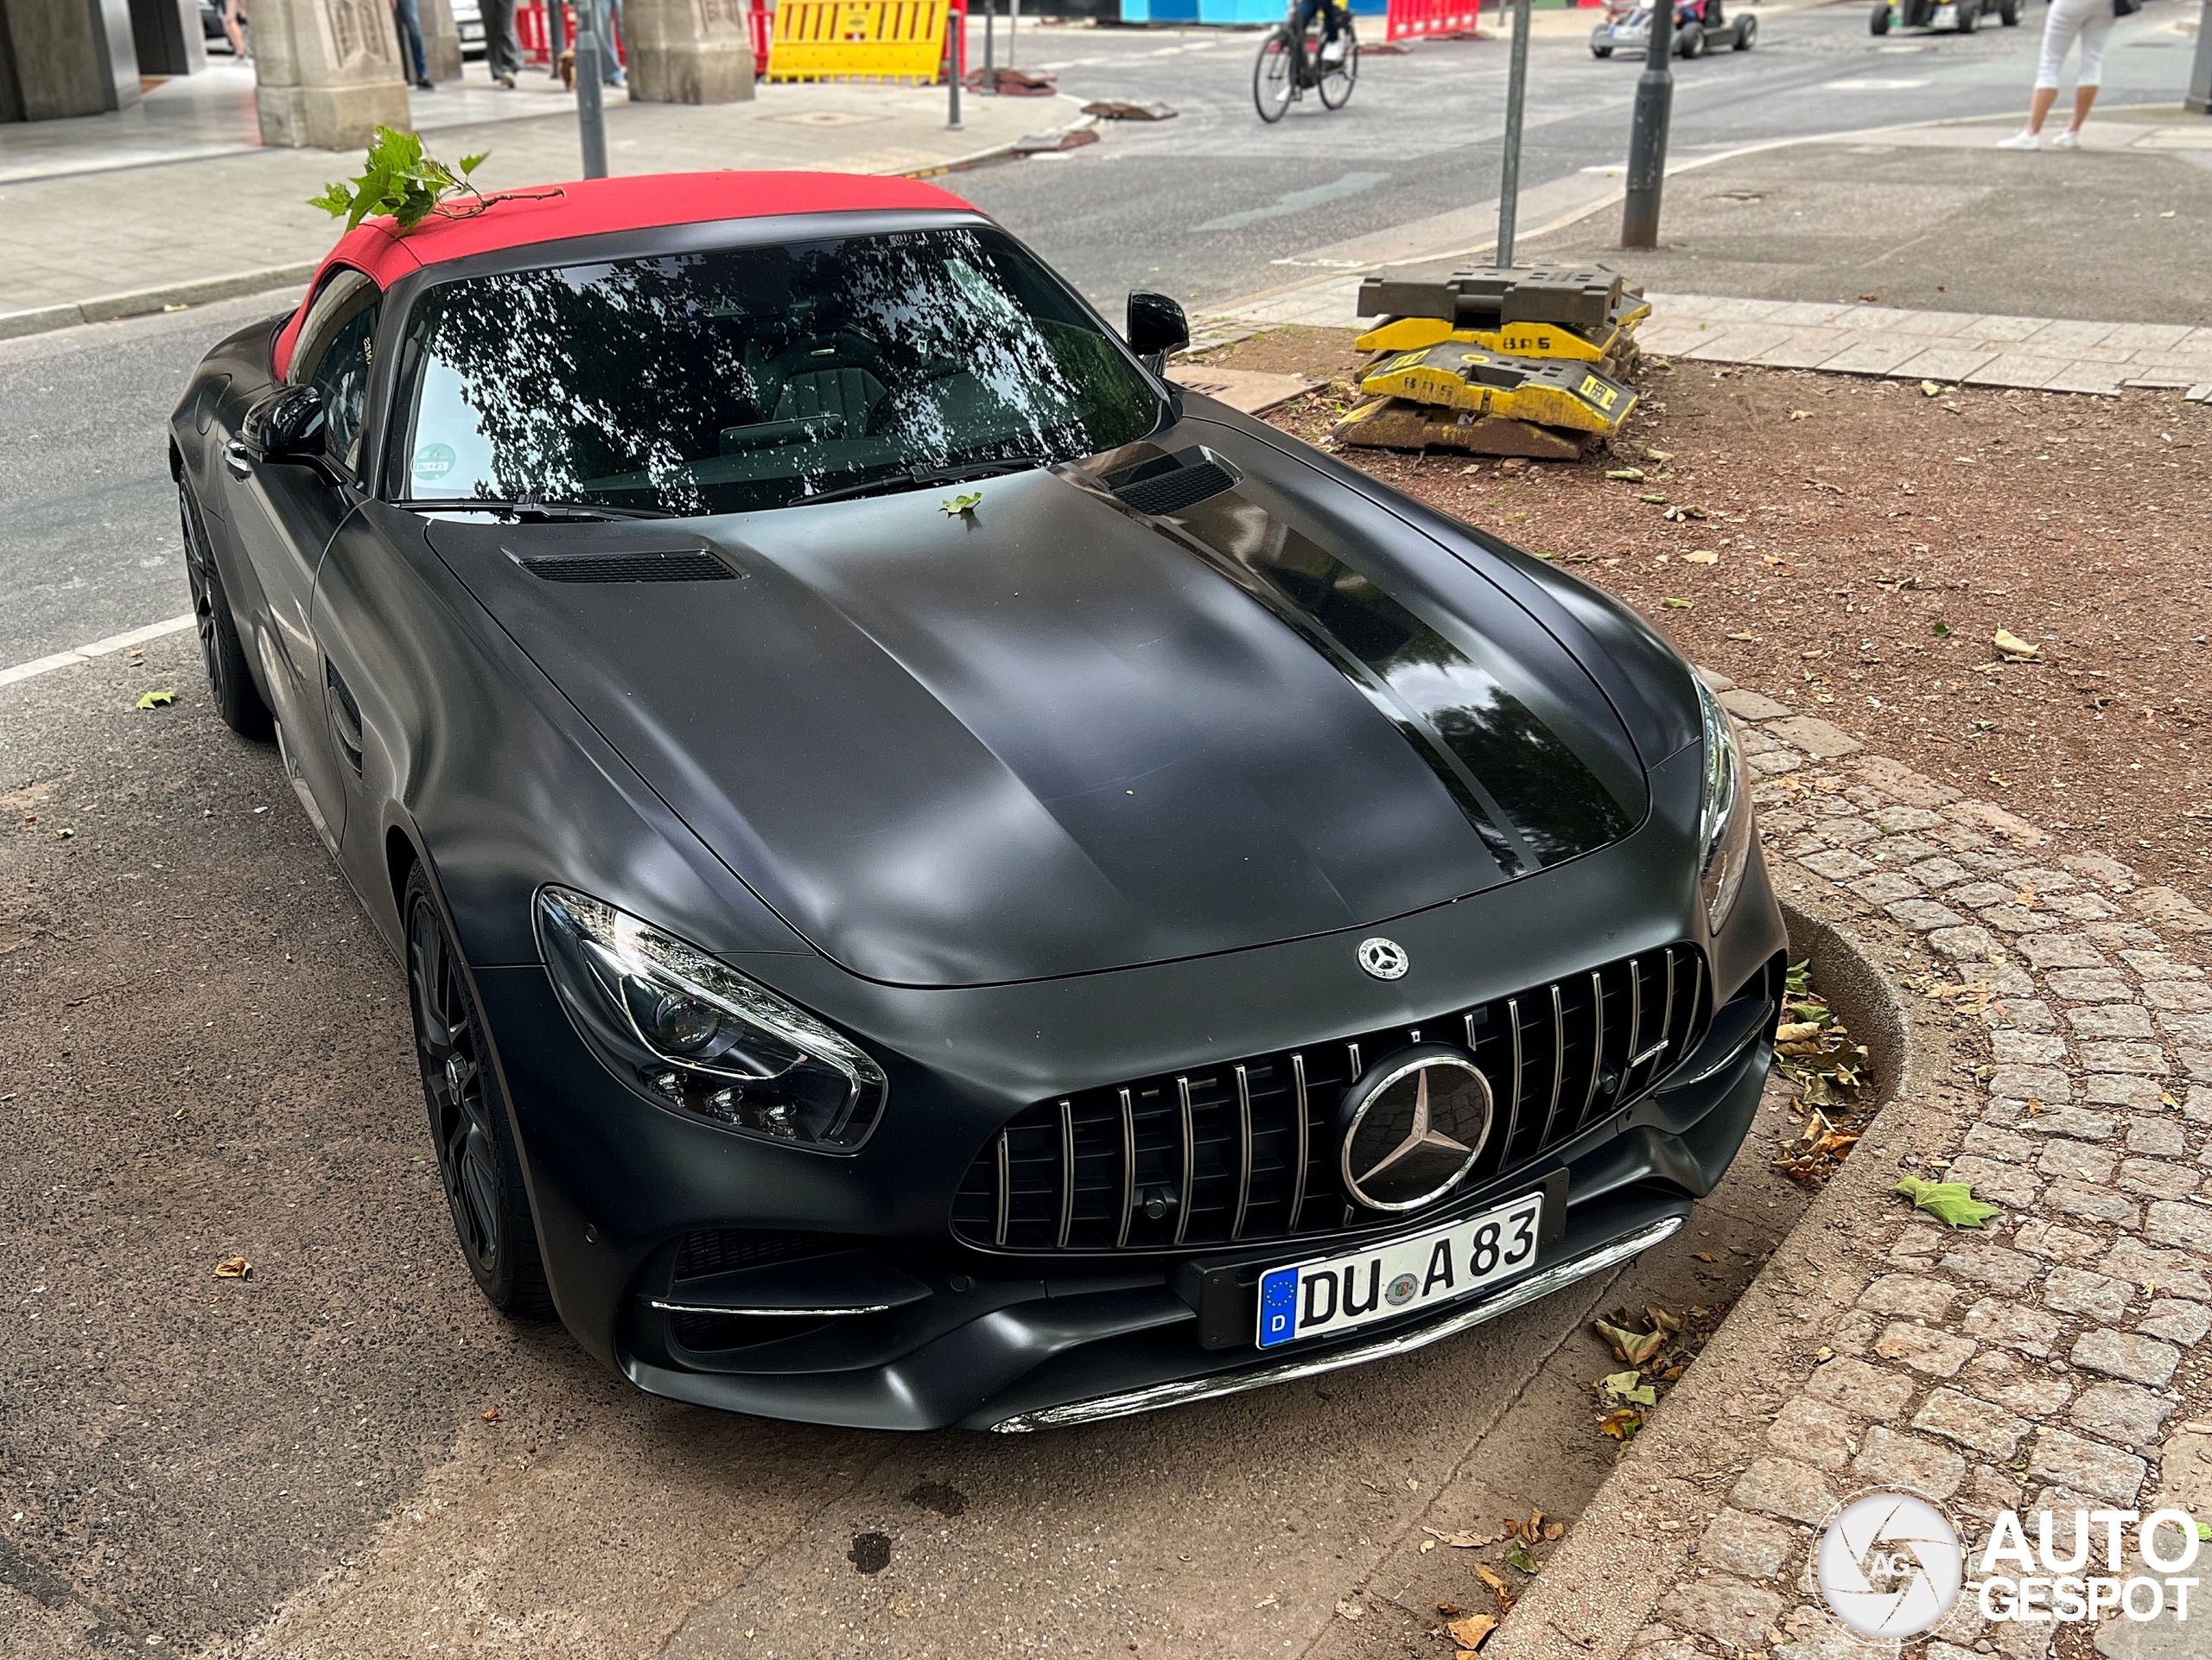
[950,3,2193,306]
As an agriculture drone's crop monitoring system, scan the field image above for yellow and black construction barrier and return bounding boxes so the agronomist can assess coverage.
[1359,347,1637,436]
[766,0,955,83]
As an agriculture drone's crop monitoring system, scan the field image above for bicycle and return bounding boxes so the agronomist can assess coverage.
[1253,0,1359,123]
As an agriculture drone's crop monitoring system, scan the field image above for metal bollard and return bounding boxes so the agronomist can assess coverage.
[2188,0,2212,113]
[948,10,963,128]
[1496,0,1533,267]
[576,24,609,179]
[1620,0,1675,248]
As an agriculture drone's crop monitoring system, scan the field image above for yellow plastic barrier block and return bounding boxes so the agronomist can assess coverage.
[769,0,952,83]
[1359,347,1637,436]
[1354,315,1620,362]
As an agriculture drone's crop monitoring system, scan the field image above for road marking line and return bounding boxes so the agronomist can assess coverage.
[0,614,194,690]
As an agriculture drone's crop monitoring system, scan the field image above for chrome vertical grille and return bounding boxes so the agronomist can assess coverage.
[951,943,1712,1256]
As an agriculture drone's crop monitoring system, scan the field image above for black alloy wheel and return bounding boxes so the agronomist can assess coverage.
[179,482,272,738]
[1318,21,1359,108]
[404,864,552,1317]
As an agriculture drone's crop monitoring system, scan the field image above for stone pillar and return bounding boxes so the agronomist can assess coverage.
[251,0,411,148]
[625,0,754,103]
[0,0,143,118]
[2187,0,2212,115]
[419,0,462,81]
[128,0,207,74]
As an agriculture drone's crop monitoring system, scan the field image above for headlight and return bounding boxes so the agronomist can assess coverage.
[536,886,887,1151]
[1696,677,1754,935]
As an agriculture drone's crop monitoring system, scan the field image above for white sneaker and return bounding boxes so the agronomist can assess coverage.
[2050,129,2081,149]
[1995,130,2039,150]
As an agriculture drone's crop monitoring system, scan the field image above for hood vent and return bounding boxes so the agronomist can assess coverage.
[1109,447,1241,518]
[517,550,735,584]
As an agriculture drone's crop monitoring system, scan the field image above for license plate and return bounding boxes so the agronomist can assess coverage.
[1255,1191,1544,1350]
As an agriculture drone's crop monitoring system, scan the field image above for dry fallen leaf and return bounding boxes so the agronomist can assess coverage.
[1682,550,1718,564]
[1475,1564,1516,1611]
[1544,1522,1564,1541]
[1920,380,1941,396]
[1993,629,2038,660]
[1787,410,1810,421]
[1447,1613,1500,1650]
[213,1256,251,1279]
[1421,1525,1492,1549]
[482,1407,503,1421]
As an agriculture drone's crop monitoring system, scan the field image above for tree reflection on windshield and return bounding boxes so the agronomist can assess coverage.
[391,226,1164,517]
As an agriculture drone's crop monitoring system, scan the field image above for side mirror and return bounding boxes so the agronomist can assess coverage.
[243,385,327,465]
[1126,290,1189,376]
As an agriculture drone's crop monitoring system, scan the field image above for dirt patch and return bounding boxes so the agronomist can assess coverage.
[1207,328,2212,906]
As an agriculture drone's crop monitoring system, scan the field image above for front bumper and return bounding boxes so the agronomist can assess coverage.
[470,741,1786,1431]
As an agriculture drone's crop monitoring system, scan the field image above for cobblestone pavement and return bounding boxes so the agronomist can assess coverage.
[1594,675,2212,1660]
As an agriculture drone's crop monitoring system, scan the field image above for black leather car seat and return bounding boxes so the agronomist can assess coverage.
[773,365,890,430]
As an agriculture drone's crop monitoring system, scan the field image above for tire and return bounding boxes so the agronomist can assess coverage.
[1318,22,1358,108]
[1733,13,1756,46]
[405,863,553,1319]
[1676,22,1705,55]
[1870,0,1890,30]
[1954,0,1975,30]
[1593,42,1613,54]
[1254,29,1295,123]
[178,481,272,739]
[1999,0,2018,22]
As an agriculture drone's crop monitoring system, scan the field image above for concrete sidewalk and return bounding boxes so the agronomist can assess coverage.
[0,75,1082,339]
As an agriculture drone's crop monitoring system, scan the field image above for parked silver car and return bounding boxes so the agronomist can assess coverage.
[450,0,487,58]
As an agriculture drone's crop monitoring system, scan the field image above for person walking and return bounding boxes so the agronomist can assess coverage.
[1997,0,2132,149]
[391,0,435,91]
[483,0,524,88]
[220,0,247,59]
[591,0,627,87]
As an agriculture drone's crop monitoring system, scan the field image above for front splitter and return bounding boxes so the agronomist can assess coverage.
[985,1212,1684,1433]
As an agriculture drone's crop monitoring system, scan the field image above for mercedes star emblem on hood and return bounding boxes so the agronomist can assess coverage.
[1336,1047,1494,1212]
[1357,937,1409,980]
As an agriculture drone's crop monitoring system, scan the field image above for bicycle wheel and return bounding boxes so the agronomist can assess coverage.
[1318,21,1359,108]
[1254,29,1296,123]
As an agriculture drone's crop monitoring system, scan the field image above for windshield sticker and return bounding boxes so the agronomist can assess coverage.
[413,442,458,483]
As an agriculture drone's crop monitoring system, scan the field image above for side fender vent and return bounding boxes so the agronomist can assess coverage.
[1109,447,1242,518]
[518,550,736,583]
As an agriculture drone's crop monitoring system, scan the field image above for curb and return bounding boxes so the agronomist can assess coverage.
[0,101,1091,345]
[1484,881,1951,1660]
[0,264,321,342]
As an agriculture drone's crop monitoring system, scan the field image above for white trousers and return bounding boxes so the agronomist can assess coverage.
[2036,0,2116,89]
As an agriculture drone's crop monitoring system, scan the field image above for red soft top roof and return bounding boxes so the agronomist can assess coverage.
[274,170,975,375]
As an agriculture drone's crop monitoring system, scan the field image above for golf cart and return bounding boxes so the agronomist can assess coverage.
[1592,0,1756,58]
[1871,0,2015,33]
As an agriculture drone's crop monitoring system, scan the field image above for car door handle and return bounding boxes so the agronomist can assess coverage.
[325,658,365,776]
[225,439,253,479]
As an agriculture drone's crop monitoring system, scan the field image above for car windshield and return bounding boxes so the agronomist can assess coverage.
[388,224,1166,517]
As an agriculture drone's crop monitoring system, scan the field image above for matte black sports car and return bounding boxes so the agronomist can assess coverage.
[169,172,1786,1432]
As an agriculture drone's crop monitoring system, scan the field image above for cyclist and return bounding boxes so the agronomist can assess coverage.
[1292,0,1351,61]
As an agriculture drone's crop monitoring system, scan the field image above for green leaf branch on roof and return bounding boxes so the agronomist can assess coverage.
[310,127,493,233]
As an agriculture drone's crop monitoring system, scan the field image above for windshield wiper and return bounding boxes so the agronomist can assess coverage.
[421,498,682,522]
[794,459,1036,509]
